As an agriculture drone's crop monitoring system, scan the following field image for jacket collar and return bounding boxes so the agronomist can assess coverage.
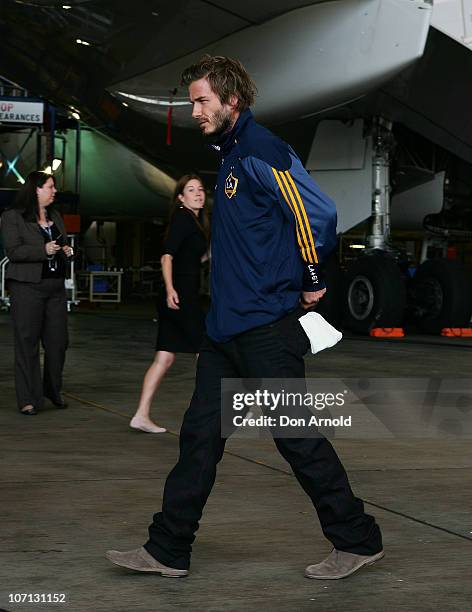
[211,108,254,157]
[21,207,61,234]
[16,206,59,219]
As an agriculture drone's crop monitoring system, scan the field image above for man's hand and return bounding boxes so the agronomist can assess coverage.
[301,288,326,309]
[62,245,74,258]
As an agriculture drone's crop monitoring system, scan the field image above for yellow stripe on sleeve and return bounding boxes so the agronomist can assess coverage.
[284,171,319,263]
[271,167,306,257]
[277,170,314,264]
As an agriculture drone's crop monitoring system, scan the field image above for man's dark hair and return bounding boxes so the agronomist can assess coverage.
[181,55,257,111]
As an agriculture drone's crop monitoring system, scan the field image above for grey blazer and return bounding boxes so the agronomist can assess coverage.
[1,208,68,283]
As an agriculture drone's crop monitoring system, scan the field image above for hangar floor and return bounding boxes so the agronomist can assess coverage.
[0,308,471,612]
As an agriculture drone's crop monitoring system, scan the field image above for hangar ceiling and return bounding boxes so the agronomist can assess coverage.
[2,1,472,192]
[0,0,333,178]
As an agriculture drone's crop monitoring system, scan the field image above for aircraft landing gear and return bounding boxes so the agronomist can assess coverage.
[340,117,472,335]
[408,259,472,334]
[344,251,406,334]
[343,118,407,333]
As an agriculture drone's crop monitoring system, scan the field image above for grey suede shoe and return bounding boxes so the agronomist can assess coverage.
[105,547,188,578]
[305,548,384,580]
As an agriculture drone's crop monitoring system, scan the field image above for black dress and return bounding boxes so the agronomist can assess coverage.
[156,207,208,353]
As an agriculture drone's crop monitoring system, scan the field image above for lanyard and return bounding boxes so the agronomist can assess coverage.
[40,221,57,271]
[41,223,53,241]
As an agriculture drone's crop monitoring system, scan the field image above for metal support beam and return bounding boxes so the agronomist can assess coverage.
[366,117,395,252]
[75,120,81,194]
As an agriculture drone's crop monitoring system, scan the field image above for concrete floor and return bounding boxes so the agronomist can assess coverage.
[0,307,471,612]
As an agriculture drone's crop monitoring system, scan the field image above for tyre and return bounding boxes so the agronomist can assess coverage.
[344,252,406,334]
[409,259,472,334]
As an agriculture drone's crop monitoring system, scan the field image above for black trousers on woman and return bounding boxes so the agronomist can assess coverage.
[9,279,68,409]
[144,308,383,570]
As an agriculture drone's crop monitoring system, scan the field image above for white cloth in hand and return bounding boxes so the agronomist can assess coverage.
[298,311,343,354]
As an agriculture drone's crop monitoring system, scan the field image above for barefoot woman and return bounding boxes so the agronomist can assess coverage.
[130,175,209,433]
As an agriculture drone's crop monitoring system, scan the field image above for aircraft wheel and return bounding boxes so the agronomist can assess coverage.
[345,252,406,334]
[409,259,472,334]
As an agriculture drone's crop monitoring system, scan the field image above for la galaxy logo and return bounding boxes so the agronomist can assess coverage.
[224,172,238,199]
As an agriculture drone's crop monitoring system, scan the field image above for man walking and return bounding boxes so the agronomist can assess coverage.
[106,56,384,579]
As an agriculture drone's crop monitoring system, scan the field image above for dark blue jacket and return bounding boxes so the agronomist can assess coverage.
[207,109,337,342]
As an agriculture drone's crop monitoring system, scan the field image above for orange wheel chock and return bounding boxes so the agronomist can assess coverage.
[370,328,405,338]
[441,328,472,337]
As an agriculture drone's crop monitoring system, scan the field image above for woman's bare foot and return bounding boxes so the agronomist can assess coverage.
[129,416,166,434]
[19,404,37,415]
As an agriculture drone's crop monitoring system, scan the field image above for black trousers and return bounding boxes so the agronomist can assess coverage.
[9,279,68,409]
[145,308,382,570]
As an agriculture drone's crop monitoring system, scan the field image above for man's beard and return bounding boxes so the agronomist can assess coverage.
[204,109,233,141]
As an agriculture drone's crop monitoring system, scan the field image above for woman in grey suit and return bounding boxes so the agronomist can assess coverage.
[1,171,73,415]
